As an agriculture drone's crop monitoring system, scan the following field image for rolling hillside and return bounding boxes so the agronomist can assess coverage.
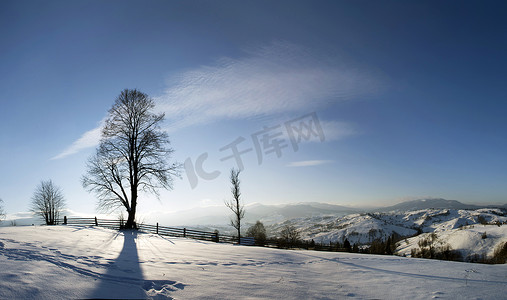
[267,207,507,262]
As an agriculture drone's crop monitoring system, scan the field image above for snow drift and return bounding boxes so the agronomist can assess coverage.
[1,226,506,299]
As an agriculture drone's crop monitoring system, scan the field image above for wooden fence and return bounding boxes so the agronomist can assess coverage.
[138,223,221,242]
[57,217,349,252]
[61,217,121,230]
[59,216,237,244]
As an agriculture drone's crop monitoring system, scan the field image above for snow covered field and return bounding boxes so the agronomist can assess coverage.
[1,226,506,299]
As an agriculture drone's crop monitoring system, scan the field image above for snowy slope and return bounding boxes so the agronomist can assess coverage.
[396,224,507,261]
[271,213,418,245]
[268,208,507,246]
[1,226,506,299]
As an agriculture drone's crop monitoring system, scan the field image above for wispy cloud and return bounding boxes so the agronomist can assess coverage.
[53,41,384,159]
[286,160,334,167]
[320,120,358,142]
[51,119,105,160]
[156,41,384,131]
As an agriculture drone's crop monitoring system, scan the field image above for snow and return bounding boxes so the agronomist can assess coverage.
[1,226,506,299]
[396,224,507,261]
[272,208,507,246]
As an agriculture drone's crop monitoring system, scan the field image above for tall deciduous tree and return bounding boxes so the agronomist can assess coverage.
[82,89,180,229]
[31,180,66,225]
[225,168,245,243]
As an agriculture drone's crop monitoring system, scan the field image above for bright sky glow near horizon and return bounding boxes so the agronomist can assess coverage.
[1,0,506,219]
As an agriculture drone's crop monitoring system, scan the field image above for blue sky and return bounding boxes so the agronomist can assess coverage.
[1,0,506,219]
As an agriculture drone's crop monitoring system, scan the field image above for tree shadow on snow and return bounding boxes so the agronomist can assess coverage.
[88,230,185,299]
[88,230,146,299]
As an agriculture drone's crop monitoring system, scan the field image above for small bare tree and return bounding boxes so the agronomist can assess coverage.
[82,89,181,229]
[0,198,5,222]
[225,168,245,244]
[31,180,66,225]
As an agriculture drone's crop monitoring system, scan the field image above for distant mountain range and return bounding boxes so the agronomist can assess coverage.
[378,198,507,212]
[247,198,506,225]
[244,202,359,222]
[139,202,360,227]
[139,198,506,228]
[3,198,505,228]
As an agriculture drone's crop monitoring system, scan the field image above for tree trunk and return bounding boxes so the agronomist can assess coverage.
[125,208,136,229]
[125,191,137,229]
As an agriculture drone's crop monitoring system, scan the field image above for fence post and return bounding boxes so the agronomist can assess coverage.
[156,223,159,234]
[63,216,67,225]
[94,216,98,226]
[183,228,186,238]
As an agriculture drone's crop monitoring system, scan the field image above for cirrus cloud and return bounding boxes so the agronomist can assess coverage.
[53,41,385,160]
[286,160,335,167]
[51,119,105,160]
[156,41,384,131]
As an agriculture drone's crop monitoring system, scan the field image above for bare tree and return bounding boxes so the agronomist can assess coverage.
[280,224,301,248]
[31,180,66,225]
[82,89,180,229]
[225,168,245,244]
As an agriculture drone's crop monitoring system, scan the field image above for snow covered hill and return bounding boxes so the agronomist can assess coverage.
[396,224,507,262]
[267,208,507,260]
[0,226,506,299]
[141,198,504,228]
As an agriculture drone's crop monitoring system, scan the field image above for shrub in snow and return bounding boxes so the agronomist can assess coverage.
[246,221,266,246]
[478,216,488,225]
